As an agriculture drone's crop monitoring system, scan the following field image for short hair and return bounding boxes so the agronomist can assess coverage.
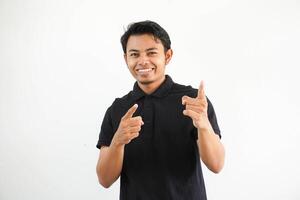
[120,20,171,53]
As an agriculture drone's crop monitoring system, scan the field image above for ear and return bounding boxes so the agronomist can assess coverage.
[165,49,173,65]
[123,54,128,65]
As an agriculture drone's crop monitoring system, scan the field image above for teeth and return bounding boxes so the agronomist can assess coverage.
[138,68,152,72]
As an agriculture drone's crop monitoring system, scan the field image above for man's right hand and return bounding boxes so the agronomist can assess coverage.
[111,104,144,147]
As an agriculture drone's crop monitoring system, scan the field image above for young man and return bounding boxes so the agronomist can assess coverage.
[96,20,225,200]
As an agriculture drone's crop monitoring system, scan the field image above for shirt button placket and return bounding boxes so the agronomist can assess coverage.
[142,96,153,138]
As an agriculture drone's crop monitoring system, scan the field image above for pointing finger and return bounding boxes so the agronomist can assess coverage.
[122,104,138,119]
[197,80,205,99]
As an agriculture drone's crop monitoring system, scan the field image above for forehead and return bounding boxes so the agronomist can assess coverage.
[126,34,164,51]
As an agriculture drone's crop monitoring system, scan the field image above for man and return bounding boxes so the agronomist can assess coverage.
[96,20,225,200]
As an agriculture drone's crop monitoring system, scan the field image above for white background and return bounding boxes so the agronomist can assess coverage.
[1,0,300,199]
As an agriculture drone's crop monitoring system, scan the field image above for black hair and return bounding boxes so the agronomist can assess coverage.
[120,20,171,53]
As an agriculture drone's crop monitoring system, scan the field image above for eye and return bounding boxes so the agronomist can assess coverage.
[148,51,157,56]
[130,53,139,57]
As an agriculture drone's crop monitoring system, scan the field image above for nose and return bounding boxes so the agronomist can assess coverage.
[137,54,150,66]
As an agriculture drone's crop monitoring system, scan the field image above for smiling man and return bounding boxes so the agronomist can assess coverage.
[96,20,225,200]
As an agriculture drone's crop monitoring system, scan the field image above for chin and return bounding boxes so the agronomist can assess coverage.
[135,76,155,84]
[138,79,155,85]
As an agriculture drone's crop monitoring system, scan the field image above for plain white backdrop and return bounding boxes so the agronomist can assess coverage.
[1,0,300,199]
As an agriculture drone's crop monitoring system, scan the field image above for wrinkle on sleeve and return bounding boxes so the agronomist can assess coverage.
[96,105,114,149]
[207,97,221,139]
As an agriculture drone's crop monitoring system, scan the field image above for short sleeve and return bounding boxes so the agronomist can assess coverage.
[96,106,114,149]
[207,97,221,139]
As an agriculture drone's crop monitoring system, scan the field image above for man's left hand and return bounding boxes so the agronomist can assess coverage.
[182,81,210,130]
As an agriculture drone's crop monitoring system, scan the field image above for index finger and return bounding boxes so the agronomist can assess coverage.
[197,80,205,99]
[122,104,138,119]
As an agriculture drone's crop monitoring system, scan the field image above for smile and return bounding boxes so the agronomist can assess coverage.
[136,68,154,75]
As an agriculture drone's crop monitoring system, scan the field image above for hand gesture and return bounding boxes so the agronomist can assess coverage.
[111,104,144,147]
[182,81,210,130]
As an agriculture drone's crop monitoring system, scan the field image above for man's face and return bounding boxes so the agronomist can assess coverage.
[124,34,172,87]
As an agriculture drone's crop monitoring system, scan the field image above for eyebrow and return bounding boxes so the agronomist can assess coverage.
[146,48,158,51]
[128,48,158,52]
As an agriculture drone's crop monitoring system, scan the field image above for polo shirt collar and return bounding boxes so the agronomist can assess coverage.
[132,75,174,100]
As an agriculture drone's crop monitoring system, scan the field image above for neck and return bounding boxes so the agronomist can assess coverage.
[138,76,166,95]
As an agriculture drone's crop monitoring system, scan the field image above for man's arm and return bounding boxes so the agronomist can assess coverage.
[96,144,124,188]
[197,121,225,173]
[182,81,225,173]
[96,104,143,188]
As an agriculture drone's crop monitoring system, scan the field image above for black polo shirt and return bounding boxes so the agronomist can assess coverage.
[97,75,221,200]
